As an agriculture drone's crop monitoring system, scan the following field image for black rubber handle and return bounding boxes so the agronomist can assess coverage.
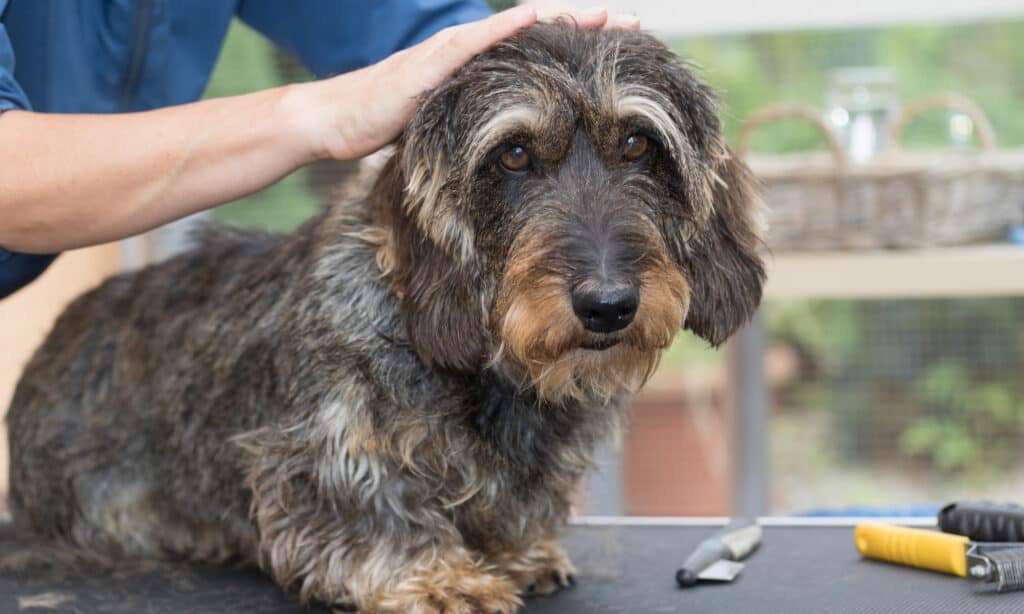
[938,501,1024,542]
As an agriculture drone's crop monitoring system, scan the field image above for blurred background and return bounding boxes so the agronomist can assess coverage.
[2,1,1023,518]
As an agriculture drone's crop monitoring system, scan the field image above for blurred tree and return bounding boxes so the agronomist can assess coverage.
[769,297,1024,477]
[487,0,517,10]
[205,21,321,230]
[673,20,1024,152]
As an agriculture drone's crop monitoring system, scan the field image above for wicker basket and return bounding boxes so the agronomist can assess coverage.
[740,95,1024,250]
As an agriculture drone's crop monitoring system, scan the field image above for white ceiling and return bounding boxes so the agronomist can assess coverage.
[555,0,1024,35]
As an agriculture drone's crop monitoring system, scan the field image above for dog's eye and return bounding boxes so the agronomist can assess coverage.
[622,134,650,162]
[498,145,531,173]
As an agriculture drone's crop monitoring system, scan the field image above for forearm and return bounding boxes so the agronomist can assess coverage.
[0,84,322,253]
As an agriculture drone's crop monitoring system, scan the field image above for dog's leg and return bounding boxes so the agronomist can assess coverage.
[254,491,521,613]
[489,539,577,597]
[363,544,520,614]
[245,431,521,613]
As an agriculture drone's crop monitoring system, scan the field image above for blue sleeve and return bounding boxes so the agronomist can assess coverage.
[0,0,30,112]
[237,0,494,78]
[0,0,55,299]
[0,252,57,299]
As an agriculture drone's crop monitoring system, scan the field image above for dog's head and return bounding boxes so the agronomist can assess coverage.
[373,23,765,402]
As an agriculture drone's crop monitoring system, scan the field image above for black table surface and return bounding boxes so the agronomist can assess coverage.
[4,520,1024,613]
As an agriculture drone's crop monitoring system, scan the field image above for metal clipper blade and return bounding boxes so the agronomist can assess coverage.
[967,544,1024,593]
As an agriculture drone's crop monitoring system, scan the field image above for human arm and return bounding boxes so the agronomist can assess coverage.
[0,7,534,253]
[0,5,638,254]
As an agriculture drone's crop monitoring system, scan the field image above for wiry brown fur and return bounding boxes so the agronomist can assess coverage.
[5,23,764,613]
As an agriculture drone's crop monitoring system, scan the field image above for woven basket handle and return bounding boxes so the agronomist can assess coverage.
[889,94,997,151]
[737,105,847,170]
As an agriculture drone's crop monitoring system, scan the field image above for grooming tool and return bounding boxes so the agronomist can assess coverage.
[855,524,970,576]
[966,543,1024,592]
[675,517,762,588]
[855,523,1024,592]
[938,501,1024,542]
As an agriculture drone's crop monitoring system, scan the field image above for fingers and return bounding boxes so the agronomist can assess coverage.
[429,5,538,66]
[318,4,640,160]
[421,4,641,72]
[605,12,641,30]
[526,4,641,30]
[535,6,608,29]
[394,5,537,103]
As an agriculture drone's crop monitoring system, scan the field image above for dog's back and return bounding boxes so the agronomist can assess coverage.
[6,223,300,560]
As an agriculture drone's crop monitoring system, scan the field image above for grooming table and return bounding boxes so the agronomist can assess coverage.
[3,518,1024,613]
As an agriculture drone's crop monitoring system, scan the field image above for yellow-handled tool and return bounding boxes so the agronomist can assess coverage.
[855,523,1024,592]
[855,524,969,576]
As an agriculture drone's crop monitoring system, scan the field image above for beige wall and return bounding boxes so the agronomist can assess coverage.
[0,243,122,512]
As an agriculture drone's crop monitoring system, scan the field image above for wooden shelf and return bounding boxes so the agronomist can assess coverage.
[764,243,1024,300]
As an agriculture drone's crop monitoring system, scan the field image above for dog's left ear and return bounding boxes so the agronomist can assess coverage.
[680,150,766,347]
[656,56,766,346]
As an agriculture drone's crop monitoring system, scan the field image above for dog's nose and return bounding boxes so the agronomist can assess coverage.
[571,284,639,334]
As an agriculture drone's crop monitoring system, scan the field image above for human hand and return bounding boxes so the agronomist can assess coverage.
[305,5,641,161]
[524,3,641,30]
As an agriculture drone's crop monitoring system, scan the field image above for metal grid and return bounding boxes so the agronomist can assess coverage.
[768,297,1024,513]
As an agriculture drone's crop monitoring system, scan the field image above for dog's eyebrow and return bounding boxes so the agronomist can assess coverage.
[470,104,544,161]
[614,84,691,165]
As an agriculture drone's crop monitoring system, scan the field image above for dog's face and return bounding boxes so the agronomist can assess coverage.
[377,24,765,402]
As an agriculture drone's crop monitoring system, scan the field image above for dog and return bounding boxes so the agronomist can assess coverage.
[5,22,765,613]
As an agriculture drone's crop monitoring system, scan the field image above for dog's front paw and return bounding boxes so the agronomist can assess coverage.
[373,557,521,614]
[495,540,577,597]
[523,563,576,596]
[521,545,576,597]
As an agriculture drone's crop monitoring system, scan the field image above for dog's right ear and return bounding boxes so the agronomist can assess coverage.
[371,132,490,374]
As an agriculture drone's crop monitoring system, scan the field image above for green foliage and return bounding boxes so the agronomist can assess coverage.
[203,21,320,231]
[486,0,518,11]
[670,20,1024,152]
[900,362,1024,473]
[771,298,1024,477]
[689,20,1024,478]
[659,333,724,371]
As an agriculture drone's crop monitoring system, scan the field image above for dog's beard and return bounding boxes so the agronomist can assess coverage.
[503,342,662,405]
[493,245,689,404]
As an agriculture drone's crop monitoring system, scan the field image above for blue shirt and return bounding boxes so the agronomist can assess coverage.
[0,0,491,298]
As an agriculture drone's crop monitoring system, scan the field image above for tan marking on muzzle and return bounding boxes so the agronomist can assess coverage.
[493,223,690,403]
